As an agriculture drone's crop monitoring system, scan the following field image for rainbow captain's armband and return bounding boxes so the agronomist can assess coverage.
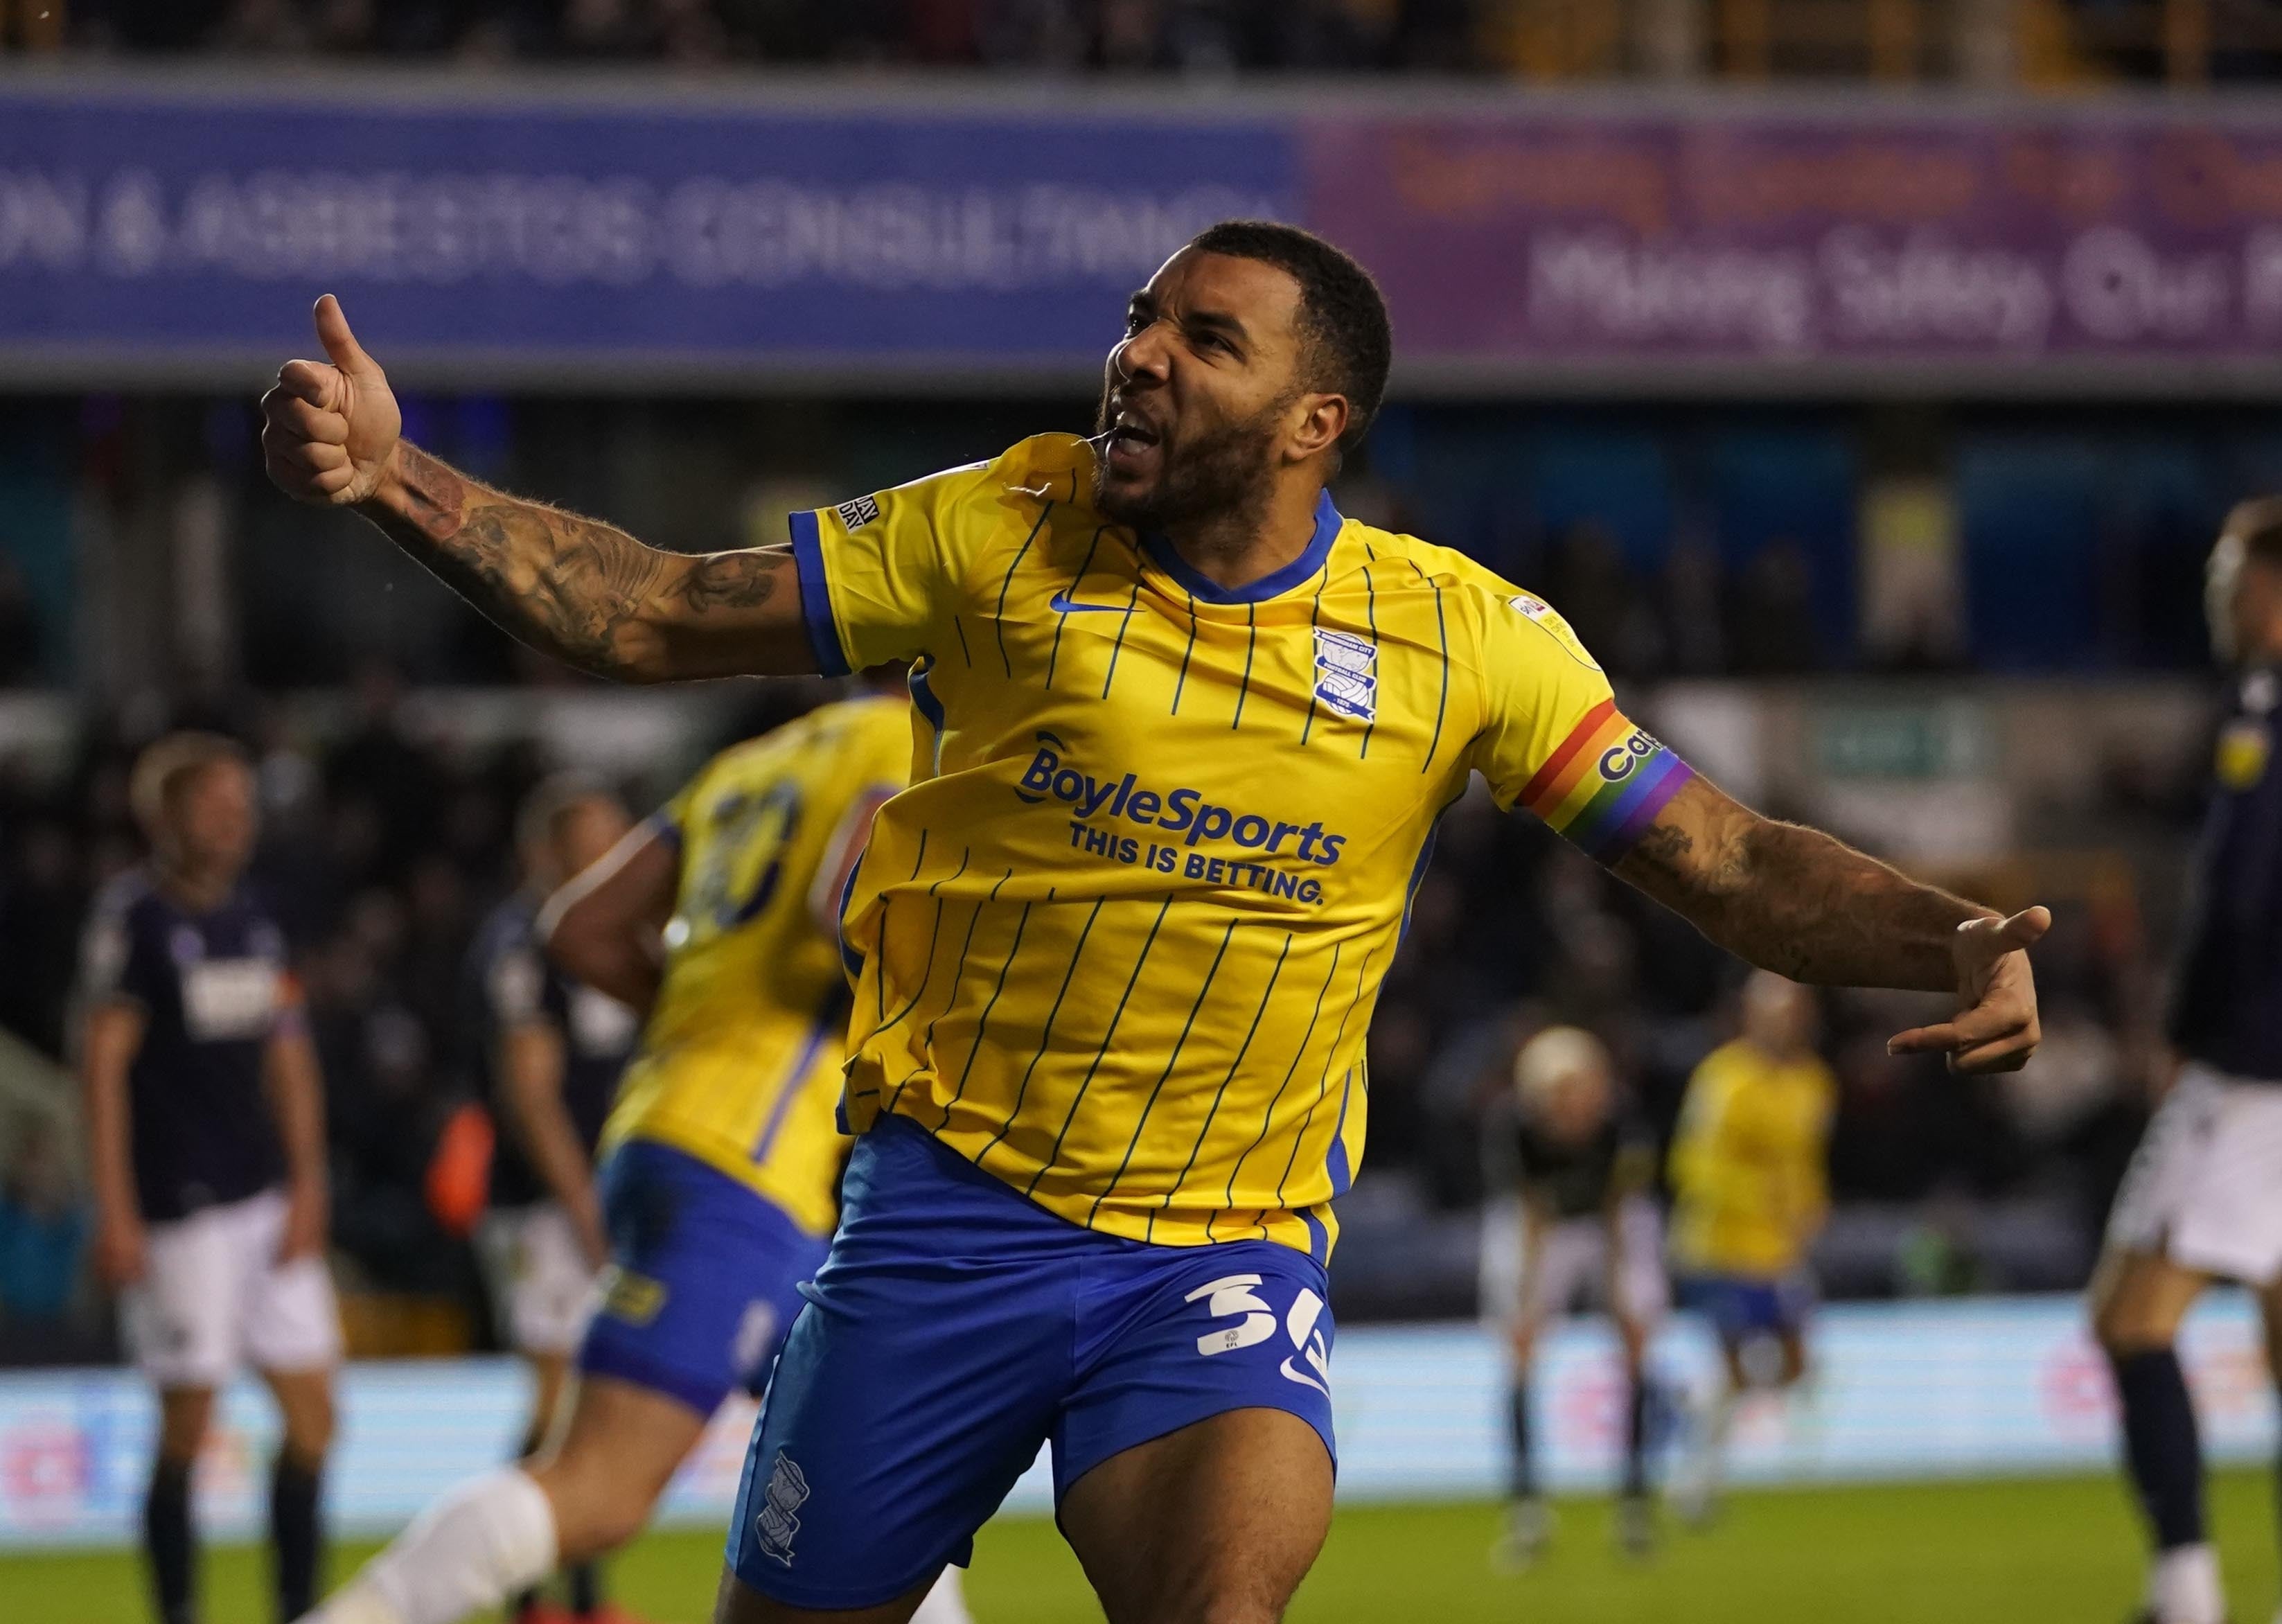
[1518,698,1695,863]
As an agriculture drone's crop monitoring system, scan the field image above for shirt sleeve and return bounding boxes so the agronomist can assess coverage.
[1471,587,1695,864]
[78,896,151,1010]
[787,464,1000,678]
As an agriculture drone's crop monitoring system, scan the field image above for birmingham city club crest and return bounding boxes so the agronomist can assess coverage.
[1313,628,1377,723]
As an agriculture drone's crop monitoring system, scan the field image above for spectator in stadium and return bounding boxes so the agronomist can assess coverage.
[0,1111,90,1343]
[1666,971,1836,1525]
[78,732,342,1624]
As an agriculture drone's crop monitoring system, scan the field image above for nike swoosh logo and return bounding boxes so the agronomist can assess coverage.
[1050,591,1129,615]
[1279,1357,1329,1396]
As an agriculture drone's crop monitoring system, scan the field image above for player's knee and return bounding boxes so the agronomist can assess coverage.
[531,1456,654,1560]
[287,1392,337,1462]
[2091,1291,2173,1357]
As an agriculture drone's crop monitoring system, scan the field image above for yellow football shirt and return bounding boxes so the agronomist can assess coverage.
[790,434,1693,1258]
[1667,1039,1837,1280]
[601,691,910,1238]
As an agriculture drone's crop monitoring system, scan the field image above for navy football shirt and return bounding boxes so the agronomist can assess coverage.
[463,894,637,1209]
[80,871,293,1221]
[2169,664,2282,1080]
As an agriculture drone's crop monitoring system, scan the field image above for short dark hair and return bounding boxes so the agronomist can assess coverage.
[1186,220,1392,457]
[2225,496,2282,567]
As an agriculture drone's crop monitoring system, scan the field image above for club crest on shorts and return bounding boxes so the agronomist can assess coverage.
[754,1450,810,1566]
[1313,628,1377,723]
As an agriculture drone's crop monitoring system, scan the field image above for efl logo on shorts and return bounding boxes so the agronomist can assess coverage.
[754,1450,811,1567]
[835,495,881,532]
[1313,629,1376,723]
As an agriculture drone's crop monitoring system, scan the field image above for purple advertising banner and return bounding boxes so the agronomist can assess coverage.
[1304,110,2282,379]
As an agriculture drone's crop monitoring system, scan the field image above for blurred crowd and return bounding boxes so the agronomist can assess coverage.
[0,660,2183,1357]
[16,0,2272,80]
[37,0,1505,71]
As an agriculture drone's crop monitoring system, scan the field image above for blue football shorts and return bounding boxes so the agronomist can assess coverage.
[576,1138,832,1417]
[1677,1269,1816,1345]
[725,1115,1338,1611]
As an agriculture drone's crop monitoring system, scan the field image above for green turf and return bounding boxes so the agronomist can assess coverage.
[2,1469,2274,1623]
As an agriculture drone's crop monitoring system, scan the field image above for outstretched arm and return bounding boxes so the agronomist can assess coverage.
[1612,774,2049,1073]
[261,296,817,683]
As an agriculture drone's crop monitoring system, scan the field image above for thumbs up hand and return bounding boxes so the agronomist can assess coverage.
[260,294,403,507]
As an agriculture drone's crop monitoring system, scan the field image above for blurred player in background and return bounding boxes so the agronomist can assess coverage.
[1666,972,1834,1526]
[300,678,969,1624]
[78,733,341,1624]
[467,777,639,1624]
[1479,1025,1667,1566]
[2090,499,2282,1624]
[263,224,2047,1624]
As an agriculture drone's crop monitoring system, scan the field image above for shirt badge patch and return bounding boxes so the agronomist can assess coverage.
[2217,717,2271,791]
[834,495,881,532]
[1313,628,1377,723]
[1507,592,1602,672]
[754,1451,811,1566]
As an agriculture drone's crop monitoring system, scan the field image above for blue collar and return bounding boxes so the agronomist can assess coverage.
[1140,491,1344,606]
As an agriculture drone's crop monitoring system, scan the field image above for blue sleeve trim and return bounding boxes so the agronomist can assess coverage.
[788,509,852,678]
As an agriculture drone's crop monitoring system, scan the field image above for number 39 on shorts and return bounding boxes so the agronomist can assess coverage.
[1185,1272,1333,1395]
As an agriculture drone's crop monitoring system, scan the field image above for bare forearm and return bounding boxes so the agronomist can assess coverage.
[354,441,802,682]
[80,1066,138,1224]
[1623,813,1986,991]
[265,1036,328,1190]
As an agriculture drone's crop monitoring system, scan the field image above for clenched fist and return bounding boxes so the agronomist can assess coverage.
[260,294,401,507]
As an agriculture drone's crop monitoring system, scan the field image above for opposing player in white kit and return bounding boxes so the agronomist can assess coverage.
[80,732,343,1624]
[1480,1026,1668,1566]
[2091,498,2282,1624]
[466,777,640,1624]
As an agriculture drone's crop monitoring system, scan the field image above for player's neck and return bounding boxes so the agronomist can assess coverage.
[154,860,233,915]
[1158,479,1324,595]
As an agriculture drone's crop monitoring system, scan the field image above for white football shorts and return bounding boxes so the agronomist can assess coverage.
[122,1187,342,1389]
[2107,1063,2282,1285]
[477,1200,600,1358]
[1480,1193,1669,1334]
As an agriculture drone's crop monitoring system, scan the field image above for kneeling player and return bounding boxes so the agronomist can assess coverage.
[300,680,967,1624]
[1666,972,1834,1525]
[1481,1026,1668,1566]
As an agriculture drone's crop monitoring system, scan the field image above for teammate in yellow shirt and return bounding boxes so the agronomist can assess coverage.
[1667,972,1838,1524]
[302,682,966,1624]
[265,220,2050,1624]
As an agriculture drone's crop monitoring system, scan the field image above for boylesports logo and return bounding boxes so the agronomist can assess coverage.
[1016,733,1347,865]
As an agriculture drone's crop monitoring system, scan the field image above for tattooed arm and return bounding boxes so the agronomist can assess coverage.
[260,296,815,682]
[1612,774,2051,1073]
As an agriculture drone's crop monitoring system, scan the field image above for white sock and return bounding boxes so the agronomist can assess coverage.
[2150,1542,2224,1624]
[303,1467,558,1624]
[910,1566,974,1624]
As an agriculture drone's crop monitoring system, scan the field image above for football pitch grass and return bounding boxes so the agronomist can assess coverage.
[4,1468,2275,1623]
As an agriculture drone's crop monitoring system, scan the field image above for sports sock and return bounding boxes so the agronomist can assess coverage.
[2148,1542,2224,1624]
[2112,1348,2208,1550]
[567,1561,601,1617]
[508,1426,547,1624]
[1507,1378,1537,1500]
[1622,1373,1651,1498]
[306,1467,557,1624]
[270,1453,326,1623]
[145,1456,197,1624]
